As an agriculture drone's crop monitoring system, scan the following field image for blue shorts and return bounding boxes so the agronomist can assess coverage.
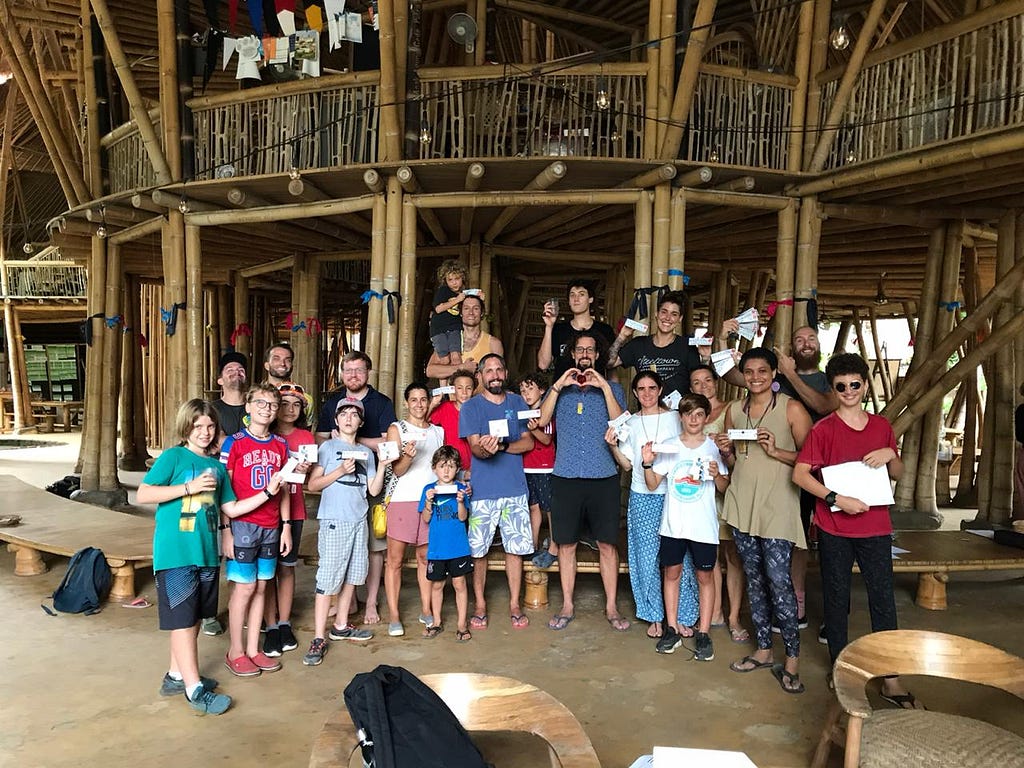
[226,520,280,583]
[526,472,553,511]
[431,329,462,358]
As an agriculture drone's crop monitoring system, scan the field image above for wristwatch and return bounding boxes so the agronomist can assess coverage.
[824,490,838,506]
[264,487,275,498]
[497,439,508,453]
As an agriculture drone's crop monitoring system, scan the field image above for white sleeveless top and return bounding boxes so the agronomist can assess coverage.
[388,420,445,504]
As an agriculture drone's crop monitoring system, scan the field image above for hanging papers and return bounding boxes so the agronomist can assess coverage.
[711,349,737,377]
[733,307,759,341]
[235,35,262,80]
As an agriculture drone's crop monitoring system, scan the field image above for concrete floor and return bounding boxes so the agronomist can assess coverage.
[1,434,1022,768]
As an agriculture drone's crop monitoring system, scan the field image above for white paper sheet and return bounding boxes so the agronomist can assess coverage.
[711,349,736,377]
[378,441,399,462]
[820,461,895,509]
[663,390,682,411]
[653,746,758,767]
[488,419,510,438]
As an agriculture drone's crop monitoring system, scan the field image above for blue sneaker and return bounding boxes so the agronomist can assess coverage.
[532,551,557,569]
[187,687,231,715]
[160,673,218,697]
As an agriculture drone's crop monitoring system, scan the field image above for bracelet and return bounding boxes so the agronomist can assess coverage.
[552,386,561,393]
[218,523,230,530]
[184,482,191,496]
[282,519,293,526]
[263,487,274,499]
[641,462,654,470]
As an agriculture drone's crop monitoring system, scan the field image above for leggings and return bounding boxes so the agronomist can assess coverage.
[818,530,897,665]
[627,491,699,627]
[732,528,799,658]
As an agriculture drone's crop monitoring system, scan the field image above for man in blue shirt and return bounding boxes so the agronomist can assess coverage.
[459,353,535,630]
[538,331,629,632]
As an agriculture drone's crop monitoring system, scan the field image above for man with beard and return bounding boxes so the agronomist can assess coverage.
[458,354,535,630]
[538,279,616,378]
[263,343,294,387]
[212,352,248,445]
[538,331,629,632]
[425,295,503,379]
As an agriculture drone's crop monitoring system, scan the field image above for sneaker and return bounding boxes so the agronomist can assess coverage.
[279,623,298,652]
[388,622,405,637]
[224,653,261,677]
[656,628,682,654]
[160,673,219,697]
[263,627,283,657]
[818,623,828,645]
[329,624,374,642]
[187,686,232,715]
[303,638,328,666]
[694,632,715,662]
[250,652,282,672]
[797,614,809,630]
[201,617,224,636]
[531,550,557,569]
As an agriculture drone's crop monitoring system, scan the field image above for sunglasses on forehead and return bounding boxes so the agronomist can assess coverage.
[833,381,863,393]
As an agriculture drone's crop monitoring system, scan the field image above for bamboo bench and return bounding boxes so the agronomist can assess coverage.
[0,475,153,603]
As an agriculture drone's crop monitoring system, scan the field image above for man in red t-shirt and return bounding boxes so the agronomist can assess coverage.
[793,354,921,708]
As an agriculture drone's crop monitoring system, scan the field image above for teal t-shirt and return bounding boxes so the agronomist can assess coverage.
[143,446,236,571]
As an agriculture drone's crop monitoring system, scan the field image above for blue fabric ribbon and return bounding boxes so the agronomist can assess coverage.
[104,315,122,329]
[938,300,961,312]
[667,269,691,286]
[361,289,402,323]
[361,290,382,304]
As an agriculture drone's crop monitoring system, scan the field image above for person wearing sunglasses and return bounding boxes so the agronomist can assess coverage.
[792,354,919,708]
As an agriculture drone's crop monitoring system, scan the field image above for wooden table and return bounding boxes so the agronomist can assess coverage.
[310,673,601,768]
[0,475,153,602]
[0,393,83,433]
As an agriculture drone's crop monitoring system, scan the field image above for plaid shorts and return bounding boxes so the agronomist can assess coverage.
[315,518,369,595]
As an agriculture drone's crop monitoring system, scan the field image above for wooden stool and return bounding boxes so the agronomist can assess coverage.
[915,572,948,610]
[524,569,548,607]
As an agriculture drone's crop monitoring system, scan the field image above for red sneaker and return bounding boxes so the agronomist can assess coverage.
[249,652,282,672]
[224,653,261,677]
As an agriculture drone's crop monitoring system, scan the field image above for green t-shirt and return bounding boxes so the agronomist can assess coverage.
[143,446,236,571]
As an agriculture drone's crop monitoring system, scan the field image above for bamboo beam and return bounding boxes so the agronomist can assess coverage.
[774,202,798,347]
[225,188,365,246]
[185,224,204,399]
[81,0,103,196]
[634,191,653,309]
[185,194,377,226]
[490,246,629,264]
[156,0,181,180]
[107,215,165,245]
[474,0,487,65]
[364,169,386,194]
[366,195,386,386]
[851,309,881,411]
[484,161,567,241]
[459,162,485,243]
[788,0,815,172]
[80,235,107,490]
[651,183,671,316]
[793,196,820,329]
[683,189,793,210]
[659,0,719,160]
[644,0,662,160]
[413,188,642,209]
[715,176,755,192]
[868,306,892,400]
[396,166,448,244]
[163,211,188,427]
[656,0,675,153]
[493,0,637,32]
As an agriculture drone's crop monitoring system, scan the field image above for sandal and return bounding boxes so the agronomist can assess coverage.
[548,613,575,631]
[423,624,443,639]
[455,629,472,642]
[606,615,631,632]
[646,622,663,639]
[511,613,530,629]
[729,625,750,643]
[730,655,774,673]
[771,664,805,694]
[469,614,488,630]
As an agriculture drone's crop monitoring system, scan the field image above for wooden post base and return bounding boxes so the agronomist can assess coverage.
[9,544,48,576]
[108,560,136,603]
[524,569,549,608]
[915,572,948,610]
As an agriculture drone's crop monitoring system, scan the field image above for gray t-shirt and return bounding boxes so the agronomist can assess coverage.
[777,371,829,422]
[316,438,377,522]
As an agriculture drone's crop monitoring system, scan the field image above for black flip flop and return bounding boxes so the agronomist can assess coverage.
[771,664,805,694]
[729,655,774,673]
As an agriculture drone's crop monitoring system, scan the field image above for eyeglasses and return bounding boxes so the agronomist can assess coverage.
[342,367,367,374]
[574,346,596,354]
[251,399,280,410]
[833,381,863,393]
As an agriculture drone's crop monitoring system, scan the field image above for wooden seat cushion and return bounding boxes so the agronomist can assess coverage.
[861,710,1024,768]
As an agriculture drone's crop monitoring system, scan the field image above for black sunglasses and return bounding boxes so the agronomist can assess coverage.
[833,381,863,393]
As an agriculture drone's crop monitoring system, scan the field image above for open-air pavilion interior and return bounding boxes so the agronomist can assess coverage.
[1,0,1024,765]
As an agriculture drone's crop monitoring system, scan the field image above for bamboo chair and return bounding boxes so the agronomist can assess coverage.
[812,630,1024,768]
[309,672,601,768]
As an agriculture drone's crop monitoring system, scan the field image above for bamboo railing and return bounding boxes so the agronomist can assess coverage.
[3,260,88,299]
[817,9,1024,170]
[101,114,161,193]
[417,65,646,160]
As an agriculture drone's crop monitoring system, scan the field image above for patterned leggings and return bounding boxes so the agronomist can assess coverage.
[732,528,800,658]
[628,491,699,626]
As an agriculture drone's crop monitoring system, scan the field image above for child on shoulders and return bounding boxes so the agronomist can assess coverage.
[430,259,472,366]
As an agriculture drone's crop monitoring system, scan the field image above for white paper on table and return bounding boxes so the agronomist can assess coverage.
[663,390,682,411]
[820,461,895,510]
[711,349,736,377]
[653,746,758,767]
[378,441,399,462]
[488,419,510,438]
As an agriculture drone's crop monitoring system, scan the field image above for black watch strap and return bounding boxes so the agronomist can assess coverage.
[824,491,838,506]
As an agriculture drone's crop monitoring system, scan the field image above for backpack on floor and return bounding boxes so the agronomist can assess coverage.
[45,547,112,615]
[343,665,492,768]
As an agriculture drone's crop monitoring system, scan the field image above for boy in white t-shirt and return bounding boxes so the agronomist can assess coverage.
[642,393,729,661]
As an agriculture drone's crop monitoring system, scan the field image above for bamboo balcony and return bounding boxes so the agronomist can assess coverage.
[3,261,88,300]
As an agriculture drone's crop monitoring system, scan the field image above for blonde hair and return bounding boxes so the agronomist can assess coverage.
[436,259,467,286]
[173,399,222,456]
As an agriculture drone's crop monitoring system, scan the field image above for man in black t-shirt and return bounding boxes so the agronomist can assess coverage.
[212,351,248,444]
[607,291,702,396]
[538,279,616,378]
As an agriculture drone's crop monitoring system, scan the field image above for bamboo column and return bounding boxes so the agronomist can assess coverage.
[851,309,880,412]
[396,201,419,397]
[656,0,675,153]
[98,241,123,489]
[793,196,820,329]
[378,177,403,399]
[479,244,493,334]
[80,235,107,490]
[643,0,662,160]
[651,183,672,318]
[668,188,686,291]
[659,0,719,159]
[156,0,182,180]
[468,238,482,290]
[376,0,403,162]
[80,0,103,196]
[185,224,204,400]
[868,306,892,401]
[232,271,251,358]
[774,202,798,348]
[366,193,387,385]
[163,211,188,428]
[118,275,149,469]
[788,0,815,172]
[634,191,654,315]
[459,163,485,243]
[802,0,832,169]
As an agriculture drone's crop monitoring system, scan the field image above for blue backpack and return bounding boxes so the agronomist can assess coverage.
[45,547,112,615]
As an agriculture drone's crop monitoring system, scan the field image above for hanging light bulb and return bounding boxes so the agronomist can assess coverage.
[288,166,301,181]
[22,242,34,254]
[95,205,107,238]
[874,272,889,306]
[178,197,189,214]
[596,88,610,111]
[610,128,621,143]
[709,148,720,163]
[419,121,432,144]
[830,24,851,51]
[96,224,107,239]
[845,149,857,164]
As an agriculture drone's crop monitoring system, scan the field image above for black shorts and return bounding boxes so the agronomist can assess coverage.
[799,489,815,542]
[278,520,305,566]
[550,475,621,546]
[426,556,474,582]
[526,472,553,511]
[155,565,220,631]
[659,537,718,571]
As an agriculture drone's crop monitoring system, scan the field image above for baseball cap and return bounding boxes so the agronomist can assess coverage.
[218,351,247,374]
[335,396,365,415]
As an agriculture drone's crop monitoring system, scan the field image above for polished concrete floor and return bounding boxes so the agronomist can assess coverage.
[1,434,1022,768]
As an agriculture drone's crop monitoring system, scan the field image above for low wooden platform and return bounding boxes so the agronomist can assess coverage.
[309,672,601,768]
[0,475,153,603]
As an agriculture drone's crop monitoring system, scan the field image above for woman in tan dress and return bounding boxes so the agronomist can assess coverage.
[719,348,811,693]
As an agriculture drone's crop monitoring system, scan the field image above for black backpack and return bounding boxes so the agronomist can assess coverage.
[46,547,112,615]
[343,665,492,768]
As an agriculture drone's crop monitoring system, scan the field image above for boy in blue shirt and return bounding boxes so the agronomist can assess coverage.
[420,446,473,641]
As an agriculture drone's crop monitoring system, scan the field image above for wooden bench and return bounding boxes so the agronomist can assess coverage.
[31,400,84,432]
[309,672,601,768]
[0,475,153,603]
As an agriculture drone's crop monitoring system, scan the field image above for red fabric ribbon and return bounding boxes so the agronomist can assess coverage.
[230,323,253,347]
[764,298,794,319]
[306,317,322,336]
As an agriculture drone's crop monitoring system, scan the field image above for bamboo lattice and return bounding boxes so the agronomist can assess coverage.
[819,13,1024,169]
[191,83,380,178]
[685,71,793,169]
[103,120,160,193]
[418,73,645,160]
[2,261,87,299]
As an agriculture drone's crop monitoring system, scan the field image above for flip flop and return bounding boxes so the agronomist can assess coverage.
[511,613,530,629]
[548,613,575,631]
[469,614,488,630]
[456,629,472,642]
[646,622,663,639]
[771,664,805,694]
[423,624,443,639]
[606,615,631,632]
[729,625,750,643]
[881,692,923,710]
[730,655,774,673]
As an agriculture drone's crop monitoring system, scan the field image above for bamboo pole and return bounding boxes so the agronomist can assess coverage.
[479,244,493,334]
[788,0,815,172]
[81,0,103,195]
[868,306,892,401]
[678,167,714,187]
[185,224,204,399]
[807,0,888,173]
[366,194,387,385]
[119,275,150,468]
[459,162,486,243]
[651,183,671,317]
[364,169,386,194]
[793,196,820,329]
[412,189,642,209]
[774,202,798,348]
[185,194,377,226]
[851,309,880,412]
[668,188,686,290]
[396,201,419,397]
[156,0,181,180]
[396,166,448,244]
[634,191,653,311]
[656,0,675,153]
[659,0,719,160]
[80,235,107,490]
[163,212,188,425]
[98,241,123,489]
[376,0,403,162]
[231,271,251,358]
[378,177,403,399]
[643,0,662,159]
[473,0,486,64]
[484,161,567,241]
[715,177,755,193]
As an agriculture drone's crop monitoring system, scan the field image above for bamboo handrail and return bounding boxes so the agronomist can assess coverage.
[99,107,163,148]
[186,71,381,110]
[411,188,642,209]
[681,188,792,210]
[415,62,649,81]
[702,63,799,89]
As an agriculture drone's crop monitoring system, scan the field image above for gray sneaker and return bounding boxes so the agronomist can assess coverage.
[160,673,218,697]
[656,628,682,654]
[303,638,328,666]
[187,687,232,715]
[694,631,715,662]
[329,624,374,642]
[201,617,224,636]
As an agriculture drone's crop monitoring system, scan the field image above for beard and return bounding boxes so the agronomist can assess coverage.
[575,358,593,370]
[795,347,821,369]
[484,378,505,394]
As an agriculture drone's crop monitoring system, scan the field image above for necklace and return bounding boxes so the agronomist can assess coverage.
[738,392,776,455]
[640,409,663,444]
